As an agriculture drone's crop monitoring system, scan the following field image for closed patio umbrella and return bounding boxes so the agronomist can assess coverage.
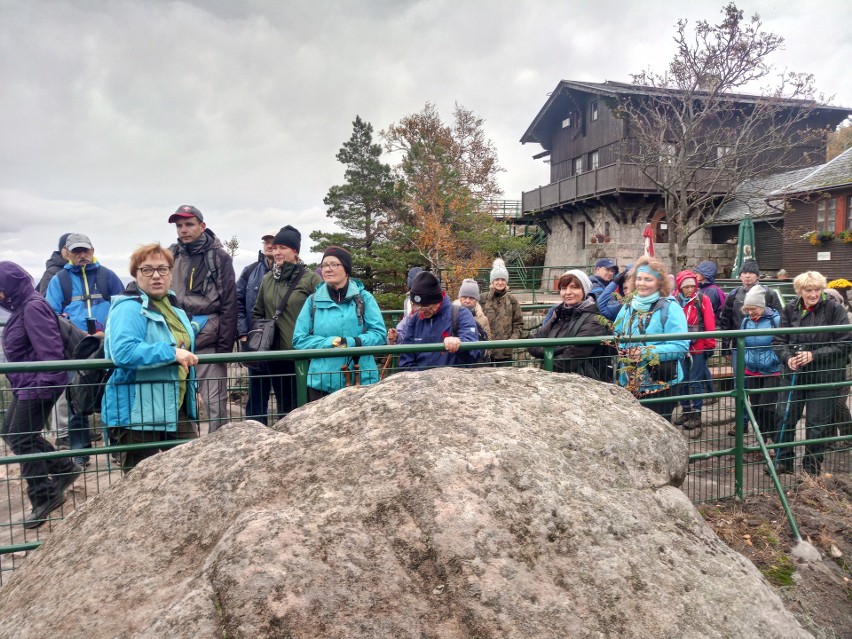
[643,223,655,257]
[731,213,756,277]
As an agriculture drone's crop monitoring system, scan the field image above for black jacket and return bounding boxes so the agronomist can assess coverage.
[37,251,67,295]
[528,298,610,379]
[771,296,851,383]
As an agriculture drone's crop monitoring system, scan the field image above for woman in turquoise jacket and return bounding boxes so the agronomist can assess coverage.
[102,243,199,472]
[292,247,386,399]
[613,256,689,424]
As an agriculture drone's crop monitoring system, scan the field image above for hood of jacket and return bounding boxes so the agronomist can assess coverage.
[694,261,718,284]
[0,261,38,311]
[44,250,67,272]
[675,269,699,293]
[175,228,225,255]
[554,296,600,320]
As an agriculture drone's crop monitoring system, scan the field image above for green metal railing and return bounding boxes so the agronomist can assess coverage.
[1,324,850,580]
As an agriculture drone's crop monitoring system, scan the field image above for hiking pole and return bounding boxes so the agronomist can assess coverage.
[774,370,797,470]
[82,266,96,335]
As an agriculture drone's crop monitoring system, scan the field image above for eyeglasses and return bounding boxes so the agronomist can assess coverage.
[320,262,343,270]
[138,266,172,277]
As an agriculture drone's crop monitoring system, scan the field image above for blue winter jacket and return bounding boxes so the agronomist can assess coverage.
[293,279,386,394]
[613,297,689,394]
[741,309,781,375]
[101,285,198,431]
[595,280,625,321]
[398,294,482,370]
[45,261,125,332]
[236,252,271,337]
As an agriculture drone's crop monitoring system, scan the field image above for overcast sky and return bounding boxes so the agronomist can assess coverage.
[2,0,850,278]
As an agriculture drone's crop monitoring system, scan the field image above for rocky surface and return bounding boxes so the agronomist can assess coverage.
[0,368,813,638]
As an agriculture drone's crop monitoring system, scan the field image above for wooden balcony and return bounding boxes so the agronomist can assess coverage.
[521,162,727,214]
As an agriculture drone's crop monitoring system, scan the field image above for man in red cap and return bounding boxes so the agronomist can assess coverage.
[168,205,238,434]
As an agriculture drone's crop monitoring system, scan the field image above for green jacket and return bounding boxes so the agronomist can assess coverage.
[481,288,523,361]
[252,262,323,350]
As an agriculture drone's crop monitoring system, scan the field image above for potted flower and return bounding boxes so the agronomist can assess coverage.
[818,230,835,243]
[838,230,852,244]
[801,230,821,246]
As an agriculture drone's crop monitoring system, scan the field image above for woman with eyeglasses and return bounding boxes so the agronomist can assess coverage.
[293,246,386,400]
[101,243,200,472]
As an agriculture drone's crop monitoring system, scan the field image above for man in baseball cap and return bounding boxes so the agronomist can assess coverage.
[168,204,204,223]
[590,257,618,298]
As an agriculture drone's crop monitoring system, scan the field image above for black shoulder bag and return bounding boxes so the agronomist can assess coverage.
[245,265,305,353]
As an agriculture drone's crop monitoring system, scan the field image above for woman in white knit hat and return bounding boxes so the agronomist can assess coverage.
[480,259,523,366]
[454,278,491,340]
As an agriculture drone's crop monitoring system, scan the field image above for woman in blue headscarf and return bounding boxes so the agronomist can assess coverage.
[613,256,689,422]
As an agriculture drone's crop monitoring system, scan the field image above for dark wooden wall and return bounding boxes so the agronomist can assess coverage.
[782,191,852,280]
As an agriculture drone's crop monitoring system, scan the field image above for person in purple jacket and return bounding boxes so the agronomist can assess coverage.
[0,261,83,529]
[399,271,481,370]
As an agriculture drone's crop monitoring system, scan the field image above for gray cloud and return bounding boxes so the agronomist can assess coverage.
[2,0,850,276]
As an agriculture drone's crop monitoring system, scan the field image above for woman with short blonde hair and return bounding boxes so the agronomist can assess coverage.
[792,271,827,296]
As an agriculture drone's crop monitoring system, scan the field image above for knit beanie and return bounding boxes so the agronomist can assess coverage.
[563,269,592,296]
[272,225,301,253]
[740,259,760,276]
[321,246,352,275]
[58,232,72,251]
[406,266,423,289]
[743,286,766,308]
[458,278,481,301]
[490,258,509,283]
[410,271,443,305]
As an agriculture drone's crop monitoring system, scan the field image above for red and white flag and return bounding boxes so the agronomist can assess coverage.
[643,223,655,257]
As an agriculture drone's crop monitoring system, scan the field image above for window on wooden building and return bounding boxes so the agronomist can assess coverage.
[660,143,676,165]
[816,199,836,233]
[573,157,583,175]
[562,115,572,129]
[716,146,733,166]
[590,151,599,170]
[847,195,852,231]
[577,222,586,249]
[591,102,599,122]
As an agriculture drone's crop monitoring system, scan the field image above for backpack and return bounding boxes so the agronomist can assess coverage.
[685,291,705,334]
[68,337,111,415]
[56,266,113,312]
[168,244,219,284]
[55,314,91,360]
[450,304,490,363]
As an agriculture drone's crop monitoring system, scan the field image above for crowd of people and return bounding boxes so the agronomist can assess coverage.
[2,209,850,525]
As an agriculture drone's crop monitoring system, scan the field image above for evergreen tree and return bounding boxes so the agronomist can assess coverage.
[311,116,418,307]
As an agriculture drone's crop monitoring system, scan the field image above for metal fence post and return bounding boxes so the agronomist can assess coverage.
[295,359,309,407]
[734,336,746,499]
[543,347,554,372]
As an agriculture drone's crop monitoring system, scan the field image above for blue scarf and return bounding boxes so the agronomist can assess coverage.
[630,291,660,312]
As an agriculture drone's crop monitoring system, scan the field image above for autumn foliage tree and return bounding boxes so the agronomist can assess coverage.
[618,2,833,272]
[382,103,527,293]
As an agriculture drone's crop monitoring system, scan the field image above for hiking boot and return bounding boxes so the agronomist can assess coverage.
[764,461,794,476]
[682,414,702,431]
[673,411,694,426]
[704,396,719,406]
[72,456,90,468]
[90,429,103,442]
[22,492,66,530]
[53,463,84,494]
[54,436,70,450]
[727,424,749,437]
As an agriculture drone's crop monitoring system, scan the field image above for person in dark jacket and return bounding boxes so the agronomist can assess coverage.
[693,260,725,400]
[0,261,82,529]
[254,227,323,415]
[480,259,522,366]
[589,258,618,298]
[169,205,238,434]
[399,271,481,370]
[719,259,782,337]
[237,232,275,423]
[37,232,72,295]
[771,271,851,476]
[528,270,610,380]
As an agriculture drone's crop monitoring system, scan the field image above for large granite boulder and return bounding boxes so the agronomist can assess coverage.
[0,368,812,638]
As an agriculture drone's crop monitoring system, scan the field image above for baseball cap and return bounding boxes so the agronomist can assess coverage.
[595,258,618,272]
[65,233,93,251]
[168,205,204,224]
[261,232,276,240]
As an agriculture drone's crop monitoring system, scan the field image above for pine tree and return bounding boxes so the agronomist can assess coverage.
[311,116,416,306]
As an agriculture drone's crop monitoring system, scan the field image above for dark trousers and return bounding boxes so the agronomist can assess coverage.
[2,391,75,508]
[67,388,92,461]
[112,406,198,474]
[244,359,296,424]
[744,375,780,440]
[307,387,330,403]
[776,385,835,474]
